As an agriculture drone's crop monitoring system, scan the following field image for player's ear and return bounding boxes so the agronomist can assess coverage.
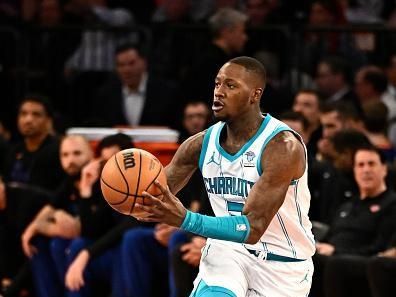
[251,88,263,103]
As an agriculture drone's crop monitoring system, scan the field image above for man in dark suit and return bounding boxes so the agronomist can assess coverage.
[90,43,182,129]
[315,55,362,112]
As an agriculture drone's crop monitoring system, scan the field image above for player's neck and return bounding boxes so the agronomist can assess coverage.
[225,113,264,144]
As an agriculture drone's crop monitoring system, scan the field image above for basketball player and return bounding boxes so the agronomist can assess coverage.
[137,56,315,297]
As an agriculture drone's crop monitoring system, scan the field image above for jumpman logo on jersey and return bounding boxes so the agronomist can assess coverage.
[299,271,310,284]
[206,151,221,166]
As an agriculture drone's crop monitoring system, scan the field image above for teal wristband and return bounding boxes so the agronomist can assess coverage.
[181,210,250,243]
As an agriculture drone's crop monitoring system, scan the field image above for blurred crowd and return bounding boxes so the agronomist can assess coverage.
[1,0,396,297]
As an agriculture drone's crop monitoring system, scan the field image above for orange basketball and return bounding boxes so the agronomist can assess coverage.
[100,148,167,219]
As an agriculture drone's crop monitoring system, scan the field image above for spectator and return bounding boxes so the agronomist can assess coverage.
[309,129,371,224]
[292,89,322,157]
[0,178,52,296]
[178,101,211,143]
[311,145,396,297]
[355,65,396,121]
[63,0,136,125]
[63,133,139,297]
[64,0,134,73]
[182,7,248,104]
[5,95,65,192]
[91,43,182,129]
[21,135,93,297]
[315,56,361,111]
[318,101,364,161]
[362,101,396,164]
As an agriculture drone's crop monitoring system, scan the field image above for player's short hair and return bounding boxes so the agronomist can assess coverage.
[209,8,248,38]
[228,56,267,86]
[19,94,54,118]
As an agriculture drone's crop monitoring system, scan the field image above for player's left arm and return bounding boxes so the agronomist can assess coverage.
[243,131,305,244]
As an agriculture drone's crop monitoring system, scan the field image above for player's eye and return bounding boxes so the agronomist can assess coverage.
[228,84,235,89]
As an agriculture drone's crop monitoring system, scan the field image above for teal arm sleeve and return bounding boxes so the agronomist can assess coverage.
[180,210,250,243]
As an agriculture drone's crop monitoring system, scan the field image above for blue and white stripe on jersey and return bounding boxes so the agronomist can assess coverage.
[199,114,315,259]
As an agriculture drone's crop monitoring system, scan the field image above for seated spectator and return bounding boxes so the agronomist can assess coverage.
[363,101,396,164]
[317,101,364,161]
[292,89,322,157]
[315,56,361,111]
[310,145,396,297]
[5,95,65,192]
[90,43,182,129]
[62,133,138,297]
[0,178,52,296]
[21,135,93,297]
[309,129,371,224]
[355,65,395,118]
[178,101,211,143]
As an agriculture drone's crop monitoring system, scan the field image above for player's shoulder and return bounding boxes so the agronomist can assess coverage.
[173,130,206,167]
[264,130,305,161]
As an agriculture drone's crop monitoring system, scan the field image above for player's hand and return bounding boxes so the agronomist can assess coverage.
[180,236,206,267]
[154,223,178,247]
[21,223,38,258]
[315,242,335,256]
[137,180,187,227]
[65,250,90,291]
[79,159,101,198]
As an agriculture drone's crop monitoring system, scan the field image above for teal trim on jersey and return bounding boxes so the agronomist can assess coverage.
[256,125,292,175]
[276,213,297,258]
[199,125,215,171]
[290,179,298,185]
[181,210,250,243]
[215,115,271,162]
[190,279,237,297]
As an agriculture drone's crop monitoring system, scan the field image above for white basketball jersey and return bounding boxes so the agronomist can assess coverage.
[199,114,315,259]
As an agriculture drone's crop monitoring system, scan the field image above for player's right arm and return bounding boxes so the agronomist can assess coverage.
[165,131,204,194]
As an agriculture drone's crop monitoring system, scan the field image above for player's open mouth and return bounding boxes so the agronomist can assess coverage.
[212,100,224,111]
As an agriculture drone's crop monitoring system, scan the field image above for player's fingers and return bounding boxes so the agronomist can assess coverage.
[154,180,168,193]
[141,191,162,205]
[154,181,174,201]
[135,203,164,216]
[137,216,159,223]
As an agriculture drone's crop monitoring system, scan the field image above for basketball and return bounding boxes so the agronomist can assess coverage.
[100,148,167,218]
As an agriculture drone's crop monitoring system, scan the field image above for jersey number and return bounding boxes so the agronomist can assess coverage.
[227,201,244,216]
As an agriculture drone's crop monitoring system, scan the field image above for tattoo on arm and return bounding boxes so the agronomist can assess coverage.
[165,132,204,194]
